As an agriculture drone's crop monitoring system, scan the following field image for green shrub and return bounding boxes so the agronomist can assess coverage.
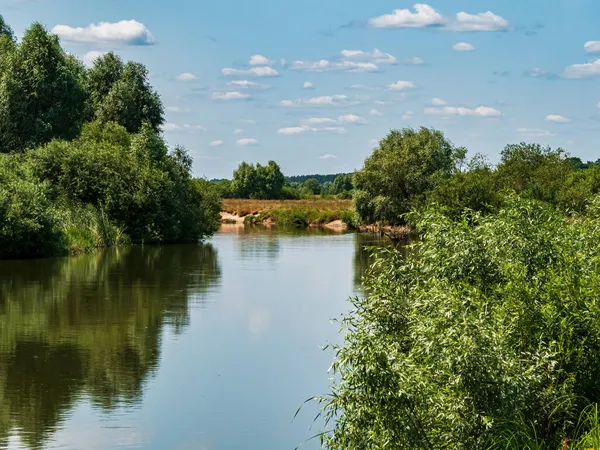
[322,197,600,449]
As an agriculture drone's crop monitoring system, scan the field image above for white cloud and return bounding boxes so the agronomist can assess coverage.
[209,140,224,147]
[338,114,367,124]
[212,91,250,100]
[290,59,378,73]
[234,128,244,135]
[278,126,310,135]
[82,50,106,66]
[425,106,502,117]
[175,72,198,82]
[387,80,415,90]
[402,111,414,120]
[545,114,571,123]
[404,56,425,65]
[236,138,258,146]
[166,106,183,113]
[280,95,356,107]
[303,117,337,125]
[447,11,510,31]
[340,48,397,65]
[370,109,383,117]
[229,80,259,88]
[562,59,600,79]
[527,68,549,78]
[277,125,346,135]
[303,81,314,89]
[320,154,337,159]
[453,42,475,52]
[517,128,555,138]
[162,123,206,132]
[368,4,444,28]
[249,54,274,66]
[432,98,447,105]
[348,84,377,91]
[240,119,256,124]
[584,41,600,54]
[597,102,600,109]
[52,20,155,45]
[222,67,279,77]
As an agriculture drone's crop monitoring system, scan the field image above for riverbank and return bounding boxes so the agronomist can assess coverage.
[220,199,354,231]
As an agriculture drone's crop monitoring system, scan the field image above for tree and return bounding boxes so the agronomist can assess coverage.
[230,161,285,199]
[0,15,14,41]
[302,178,321,195]
[333,173,353,194]
[496,143,572,205]
[0,23,88,152]
[91,58,164,133]
[231,162,258,198]
[353,127,460,225]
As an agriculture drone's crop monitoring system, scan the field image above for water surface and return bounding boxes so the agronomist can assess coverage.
[0,227,381,450]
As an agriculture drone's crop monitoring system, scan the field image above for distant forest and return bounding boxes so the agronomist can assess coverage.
[210,173,352,184]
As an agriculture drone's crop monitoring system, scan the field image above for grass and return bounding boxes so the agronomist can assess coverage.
[221,198,355,228]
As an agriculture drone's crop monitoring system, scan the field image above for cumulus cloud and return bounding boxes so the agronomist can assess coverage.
[584,41,600,54]
[249,54,274,66]
[162,123,206,132]
[175,72,198,82]
[368,4,444,28]
[432,98,447,105]
[236,138,258,146]
[370,109,383,116]
[425,106,502,117]
[280,95,357,107]
[447,11,510,31]
[303,81,314,89]
[402,110,414,120]
[387,80,415,90]
[234,129,244,135]
[222,67,279,77]
[404,56,425,65]
[290,59,378,73]
[545,114,571,123]
[368,4,509,31]
[338,113,368,124]
[209,140,224,147]
[340,48,397,65]
[228,80,260,88]
[453,42,475,51]
[303,117,338,125]
[320,154,337,159]
[52,20,155,45]
[212,91,250,100]
[562,59,600,79]
[517,128,555,137]
[277,125,346,135]
[82,51,106,66]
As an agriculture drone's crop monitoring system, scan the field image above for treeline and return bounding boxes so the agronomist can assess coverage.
[322,127,600,449]
[212,162,354,199]
[0,16,220,259]
[351,127,600,225]
[286,173,349,185]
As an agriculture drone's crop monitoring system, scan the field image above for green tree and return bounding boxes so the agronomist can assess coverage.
[557,163,600,213]
[323,197,600,449]
[353,127,459,225]
[302,178,321,195]
[496,142,572,205]
[231,162,258,198]
[92,58,164,133]
[0,23,88,152]
[333,173,354,194]
[0,15,14,41]
[256,160,285,199]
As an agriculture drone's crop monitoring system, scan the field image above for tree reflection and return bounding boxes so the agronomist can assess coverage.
[0,244,221,449]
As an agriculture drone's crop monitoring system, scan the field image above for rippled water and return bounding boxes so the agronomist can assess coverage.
[0,226,382,450]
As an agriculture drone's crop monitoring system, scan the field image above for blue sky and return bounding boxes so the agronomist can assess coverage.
[2,0,600,179]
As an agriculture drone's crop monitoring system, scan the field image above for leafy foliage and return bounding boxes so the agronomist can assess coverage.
[353,127,461,225]
[231,160,285,199]
[322,197,600,449]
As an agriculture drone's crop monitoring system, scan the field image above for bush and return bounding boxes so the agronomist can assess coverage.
[322,197,600,449]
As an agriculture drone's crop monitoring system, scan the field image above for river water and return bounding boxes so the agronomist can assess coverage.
[0,226,381,450]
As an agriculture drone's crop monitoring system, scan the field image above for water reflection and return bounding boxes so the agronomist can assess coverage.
[0,244,221,450]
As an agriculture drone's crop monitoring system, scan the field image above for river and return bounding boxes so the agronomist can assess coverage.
[0,226,382,450]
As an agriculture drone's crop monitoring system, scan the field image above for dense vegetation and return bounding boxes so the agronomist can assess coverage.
[322,126,600,449]
[213,162,354,200]
[0,16,220,259]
